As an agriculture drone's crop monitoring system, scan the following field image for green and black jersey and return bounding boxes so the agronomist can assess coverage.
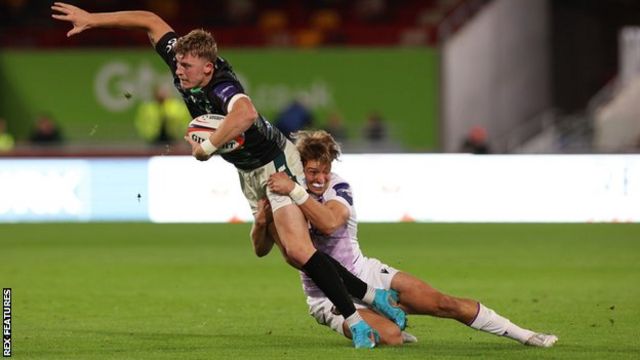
[155,32,288,171]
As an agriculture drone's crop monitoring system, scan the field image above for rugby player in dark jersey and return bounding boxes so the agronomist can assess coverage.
[52,2,406,348]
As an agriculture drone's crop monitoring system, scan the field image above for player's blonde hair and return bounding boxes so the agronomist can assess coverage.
[292,130,341,165]
[175,29,218,62]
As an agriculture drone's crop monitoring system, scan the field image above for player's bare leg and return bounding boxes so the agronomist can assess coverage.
[390,272,558,347]
[272,204,378,348]
[391,272,477,321]
[271,203,315,267]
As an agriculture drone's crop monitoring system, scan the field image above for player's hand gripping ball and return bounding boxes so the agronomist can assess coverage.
[186,114,245,154]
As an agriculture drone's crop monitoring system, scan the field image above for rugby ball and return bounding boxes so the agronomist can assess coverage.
[186,114,245,154]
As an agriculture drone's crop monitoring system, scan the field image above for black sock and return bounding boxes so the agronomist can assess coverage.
[302,251,356,318]
[325,254,368,300]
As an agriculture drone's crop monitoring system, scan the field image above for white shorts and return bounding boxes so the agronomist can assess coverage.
[306,257,399,335]
[238,140,304,214]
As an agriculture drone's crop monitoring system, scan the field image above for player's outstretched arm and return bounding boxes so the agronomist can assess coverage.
[51,2,173,46]
[268,172,349,235]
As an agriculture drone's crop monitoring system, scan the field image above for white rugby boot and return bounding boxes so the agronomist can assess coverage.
[525,333,558,348]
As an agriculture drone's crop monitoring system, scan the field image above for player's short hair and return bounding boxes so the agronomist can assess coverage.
[175,29,218,62]
[292,130,341,165]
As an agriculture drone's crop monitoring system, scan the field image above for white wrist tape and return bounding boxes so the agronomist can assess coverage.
[289,183,309,205]
[200,139,218,155]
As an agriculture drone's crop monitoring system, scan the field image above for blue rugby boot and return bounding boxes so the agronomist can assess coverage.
[388,288,400,302]
[349,320,379,349]
[372,289,406,330]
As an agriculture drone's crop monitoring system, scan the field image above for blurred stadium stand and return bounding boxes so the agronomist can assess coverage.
[2,0,640,156]
[1,0,491,157]
[0,0,488,48]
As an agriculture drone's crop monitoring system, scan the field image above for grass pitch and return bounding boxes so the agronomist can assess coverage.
[2,223,639,359]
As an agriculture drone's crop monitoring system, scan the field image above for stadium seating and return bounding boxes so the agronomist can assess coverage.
[0,0,487,48]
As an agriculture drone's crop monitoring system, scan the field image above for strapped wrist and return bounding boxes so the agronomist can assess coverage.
[200,139,218,155]
[289,183,309,205]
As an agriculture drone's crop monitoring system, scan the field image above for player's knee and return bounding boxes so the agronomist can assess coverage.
[283,252,303,269]
[275,246,303,269]
[378,325,403,346]
[284,245,314,266]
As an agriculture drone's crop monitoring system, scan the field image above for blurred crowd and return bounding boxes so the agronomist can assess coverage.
[2,0,639,155]
[273,99,400,152]
[0,99,403,154]
[0,114,64,153]
[0,0,463,48]
[0,0,465,155]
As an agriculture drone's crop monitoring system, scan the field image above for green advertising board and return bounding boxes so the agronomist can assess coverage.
[0,48,438,151]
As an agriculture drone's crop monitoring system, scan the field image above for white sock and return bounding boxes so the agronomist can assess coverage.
[344,311,364,328]
[469,303,535,343]
[362,286,376,305]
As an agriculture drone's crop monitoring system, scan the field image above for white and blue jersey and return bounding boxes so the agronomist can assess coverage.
[301,173,366,297]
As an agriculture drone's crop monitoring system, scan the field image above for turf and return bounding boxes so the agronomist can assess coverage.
[1,223,639,359]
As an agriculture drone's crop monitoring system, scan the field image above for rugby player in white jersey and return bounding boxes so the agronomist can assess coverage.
[253,130,558,347]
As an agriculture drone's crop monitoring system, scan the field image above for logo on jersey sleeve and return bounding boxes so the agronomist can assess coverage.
[213,82,242,105]
[165,38,177,54]
[332,183,353,205]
